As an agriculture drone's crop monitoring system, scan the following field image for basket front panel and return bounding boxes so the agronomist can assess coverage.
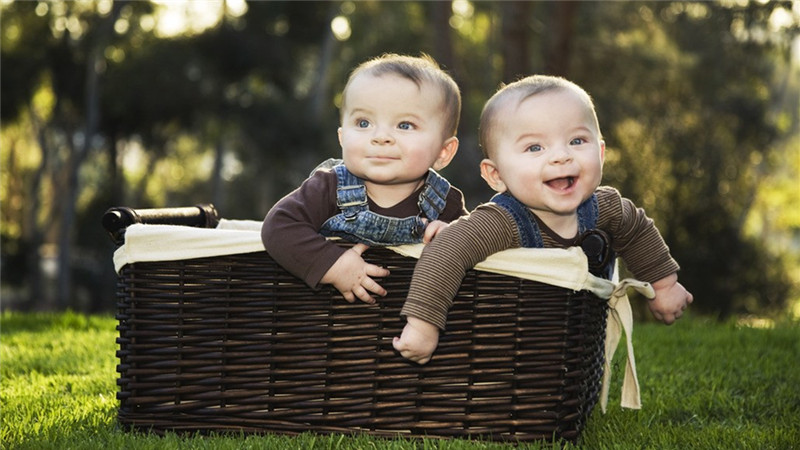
[115,247,607,442]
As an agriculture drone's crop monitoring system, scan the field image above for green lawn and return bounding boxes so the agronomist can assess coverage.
[1,311,798,449]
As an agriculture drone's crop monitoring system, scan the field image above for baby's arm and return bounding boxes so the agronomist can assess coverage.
[320,243,390,304]
[326,216,452,301]
[597,188,692,324]
[648,273,693,324]
[392,316,440,364]
[397,205,518,363]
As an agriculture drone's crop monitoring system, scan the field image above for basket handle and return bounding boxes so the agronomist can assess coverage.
[102,203,219,244]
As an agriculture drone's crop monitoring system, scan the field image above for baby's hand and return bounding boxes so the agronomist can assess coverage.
[422,220,449,244]
[393,316,440,364]
[648,273,693,324]
[321,243,390,304]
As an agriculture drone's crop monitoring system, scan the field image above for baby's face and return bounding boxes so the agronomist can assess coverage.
[486,88,605,226]
[338,73,452,192]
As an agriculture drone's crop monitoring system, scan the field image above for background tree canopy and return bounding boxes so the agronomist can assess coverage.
[1,0,798,319]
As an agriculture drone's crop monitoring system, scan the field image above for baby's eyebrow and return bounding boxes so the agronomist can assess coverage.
[346,107,374,116]
[568,125,597,136]
[515,132,544,144]
[398,113,425,122]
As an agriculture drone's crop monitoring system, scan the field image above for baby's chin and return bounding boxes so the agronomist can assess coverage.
[521,193,592,216]
[359,168,429,185]
[366,178,428,188]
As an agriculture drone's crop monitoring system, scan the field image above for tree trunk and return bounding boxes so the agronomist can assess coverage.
[544,1,578,77]
[25,108,50,308]
[430,1,456,76]
[501,2,531,83]
[211,138,225,210]
[309,2,340,123]
[56,2,124,308]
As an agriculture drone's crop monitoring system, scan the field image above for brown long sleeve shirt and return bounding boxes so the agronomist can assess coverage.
[262,167,467,288]
[401,186,680,330]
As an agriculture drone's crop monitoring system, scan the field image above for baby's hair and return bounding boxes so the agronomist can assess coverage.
[341,53,462,137]
[479,75,598,159]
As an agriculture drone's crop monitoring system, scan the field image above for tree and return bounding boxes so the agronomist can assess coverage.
[1,0,136,309]
[2,0,797,318]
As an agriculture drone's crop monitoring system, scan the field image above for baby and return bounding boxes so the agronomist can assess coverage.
[393,75,693,364]
[262,54,467,304]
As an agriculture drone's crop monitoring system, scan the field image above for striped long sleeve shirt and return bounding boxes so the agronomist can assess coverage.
[400,185,680,330]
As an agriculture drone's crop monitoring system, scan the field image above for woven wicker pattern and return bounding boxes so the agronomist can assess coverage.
[115,244,608,443]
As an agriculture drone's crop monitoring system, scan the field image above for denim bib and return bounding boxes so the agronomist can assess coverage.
[319,163,451,246]
[492,191,614,279]
[491,192,599,248]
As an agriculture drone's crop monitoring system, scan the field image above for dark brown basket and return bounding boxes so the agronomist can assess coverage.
[109,207,608,443]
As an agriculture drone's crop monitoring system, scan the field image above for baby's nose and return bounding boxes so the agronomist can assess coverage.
[549,145,573,163]
[371,126,395,145]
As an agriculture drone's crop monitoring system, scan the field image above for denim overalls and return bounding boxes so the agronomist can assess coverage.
[318,162,451,246]
[492,191,614,278]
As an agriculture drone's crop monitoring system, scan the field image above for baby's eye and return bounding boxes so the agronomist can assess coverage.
[570,137,586,145]
[525,144,543,152]
[398,121,415,130]
[357,119,370,128]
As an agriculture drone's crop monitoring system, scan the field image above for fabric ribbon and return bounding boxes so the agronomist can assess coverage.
[599,278,654,412]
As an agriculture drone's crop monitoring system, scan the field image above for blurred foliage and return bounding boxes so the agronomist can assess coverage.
[1,0,798,318]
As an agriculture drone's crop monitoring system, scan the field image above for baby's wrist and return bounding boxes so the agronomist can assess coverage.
[406,316,439,337]
[650,273,678,292]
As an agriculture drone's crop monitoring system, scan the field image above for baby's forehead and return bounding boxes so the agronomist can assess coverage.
[344,72,445,107]
[491,88,597,134]
[516,86,588,109]
[490,87,591,123]
[353,70,432,91]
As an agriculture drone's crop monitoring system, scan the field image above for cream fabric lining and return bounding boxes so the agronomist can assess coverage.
[113,220,647,411]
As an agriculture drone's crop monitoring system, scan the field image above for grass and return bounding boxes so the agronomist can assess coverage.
[1,311,798,449]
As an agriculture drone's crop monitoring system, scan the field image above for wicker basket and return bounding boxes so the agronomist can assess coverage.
[106,205,609,443]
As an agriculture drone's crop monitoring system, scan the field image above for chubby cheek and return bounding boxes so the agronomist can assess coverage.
[505,164,541,187]
[408,150,438,170]
[585,159,604,186]
[338,131,355,148]
[339,140,361,168]
[340,134,365,157]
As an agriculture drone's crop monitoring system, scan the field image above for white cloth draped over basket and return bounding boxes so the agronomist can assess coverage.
[114,219,653,412]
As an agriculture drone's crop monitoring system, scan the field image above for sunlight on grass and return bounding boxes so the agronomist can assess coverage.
[736,315,776,329]
[791,296,800,320]
[2,312,798,449]
[0,312,118,448]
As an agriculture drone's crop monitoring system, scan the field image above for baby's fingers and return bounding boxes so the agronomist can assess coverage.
[366,263,390,278]
[352,284,377,304]
[341,291,356,304]
[657,307,685,325]
[392,337,431,364]
[349,243,370,256]
[422,220,447,243]
[361,275,387,298]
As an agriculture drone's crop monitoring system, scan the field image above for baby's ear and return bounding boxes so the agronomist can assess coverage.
[599,140,606,166]
[432,137,459,171]
[480,159,506,192]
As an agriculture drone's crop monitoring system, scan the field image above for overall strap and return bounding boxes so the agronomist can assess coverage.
[491,192,545,248]
[332,164,368,220]
[576,193,599,233]
[417,169,451,221]
[491,192,599,248]
[310,158,343,176]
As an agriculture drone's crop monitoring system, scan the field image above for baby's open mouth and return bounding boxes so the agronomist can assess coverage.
[546,176,576,190]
